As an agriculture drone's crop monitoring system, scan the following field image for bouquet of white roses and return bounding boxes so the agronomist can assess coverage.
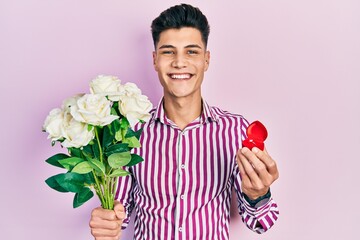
[43,75,152,209]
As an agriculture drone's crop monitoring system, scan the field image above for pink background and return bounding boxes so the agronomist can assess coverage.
[1,0,359,239]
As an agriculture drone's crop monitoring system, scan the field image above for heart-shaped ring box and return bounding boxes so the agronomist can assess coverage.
[242,121,268,151]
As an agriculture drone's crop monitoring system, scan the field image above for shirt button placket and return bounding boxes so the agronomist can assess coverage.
[180,163,185,203]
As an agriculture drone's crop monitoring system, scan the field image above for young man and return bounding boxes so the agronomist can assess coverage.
[90,4,279,240]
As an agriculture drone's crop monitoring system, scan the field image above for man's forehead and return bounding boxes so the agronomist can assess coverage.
[157,27,205,49]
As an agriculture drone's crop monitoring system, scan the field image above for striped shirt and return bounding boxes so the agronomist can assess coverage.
[116,99,279,240]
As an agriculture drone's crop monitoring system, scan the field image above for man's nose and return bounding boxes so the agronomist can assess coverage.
[171,54,187,68]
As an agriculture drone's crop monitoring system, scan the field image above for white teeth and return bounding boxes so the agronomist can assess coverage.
[170,74,191,79]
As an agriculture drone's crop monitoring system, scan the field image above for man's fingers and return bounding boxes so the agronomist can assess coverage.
[90,202,124,239]
[114,201,126,220]
[238,149,263,187]
[252,147,279,178]
[89,217,122,229]
[96,238,121,240]
[236,157,251,185]
[89,215,122,239]
[91,207,118,221]
[90,226,121,237]
[241,148,274,177]
[237,147,279,199]
[94,238,120,240]
[239,148,277,189]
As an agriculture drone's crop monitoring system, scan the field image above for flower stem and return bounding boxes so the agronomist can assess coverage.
[93,127,115,210]
[94,127,104,162]
[106,176,114,209]
[92,171,105,205]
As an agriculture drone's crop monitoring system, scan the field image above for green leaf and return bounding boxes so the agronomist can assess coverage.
[45,174,69,192]
[112,101,119,109]
[108,152,131,168]
[115,130,122,141]
[82,144,94,157]
[102,125,114,148]
[55,172,86,193]
[126,154,144,167]
[125,128,143,140]
[124,128,135,138]
[109,169,131,177]
[111,102,121,116]
[88,158,106,175]
[105,143,129,156]
[83,172,95,185]
[87,124,94,132]
[111,119,121,133]
[45,153,70,168]
[120,118,130,129]
[71,161,93,174]
[110,119,122,141]
[68,148,82,158]
[73,187,94,208]
[123,136,141,148]
[110,107,118,116]
[92,140,100,159]
[58,157,85,171]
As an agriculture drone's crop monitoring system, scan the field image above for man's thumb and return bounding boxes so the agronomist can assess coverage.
[114,201,126,220]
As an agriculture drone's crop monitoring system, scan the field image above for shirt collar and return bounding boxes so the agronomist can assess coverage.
[201,99,219,124]
[149,98,219,126]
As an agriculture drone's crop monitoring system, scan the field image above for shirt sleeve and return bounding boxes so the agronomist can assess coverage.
[233,165,279,233]
[115,167,136,230]
[232,116,279,233]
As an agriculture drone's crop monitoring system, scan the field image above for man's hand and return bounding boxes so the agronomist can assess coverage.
[236,147,279,200]
[89,201,126,240]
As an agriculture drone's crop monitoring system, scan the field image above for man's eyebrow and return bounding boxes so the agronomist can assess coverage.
[158,44,203,49]
[159,45,175,49]
[185,44,202,49]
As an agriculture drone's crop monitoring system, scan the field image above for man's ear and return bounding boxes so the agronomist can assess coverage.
[205,50,210,71]
[152,51,158,71]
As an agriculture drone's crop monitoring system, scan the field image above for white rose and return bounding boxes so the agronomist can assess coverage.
[90,75,123,101]
[60,94,86,138]
[43,108,66,141]
[62,94,84,110]
[121,82,142,96]
[109,82,142,102]
[70,94,118,126]
[61,117,95,148]
[119,94,153,127]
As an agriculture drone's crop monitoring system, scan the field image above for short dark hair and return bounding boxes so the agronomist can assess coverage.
[151,4,210,48]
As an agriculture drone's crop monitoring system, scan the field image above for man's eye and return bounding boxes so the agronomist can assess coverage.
[162,51,174,55]
[187,50,198,55]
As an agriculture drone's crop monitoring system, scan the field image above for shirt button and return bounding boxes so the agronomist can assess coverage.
[179,227,183,232]
[180,195,185,199]
[181,164,185,169]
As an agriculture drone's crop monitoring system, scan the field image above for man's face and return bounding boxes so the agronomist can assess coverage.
[153,27,210,100]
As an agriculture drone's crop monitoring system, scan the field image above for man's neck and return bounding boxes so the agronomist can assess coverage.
[163,94,202,131]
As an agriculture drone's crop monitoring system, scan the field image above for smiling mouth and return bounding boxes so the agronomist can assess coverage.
[168,73,193,80]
